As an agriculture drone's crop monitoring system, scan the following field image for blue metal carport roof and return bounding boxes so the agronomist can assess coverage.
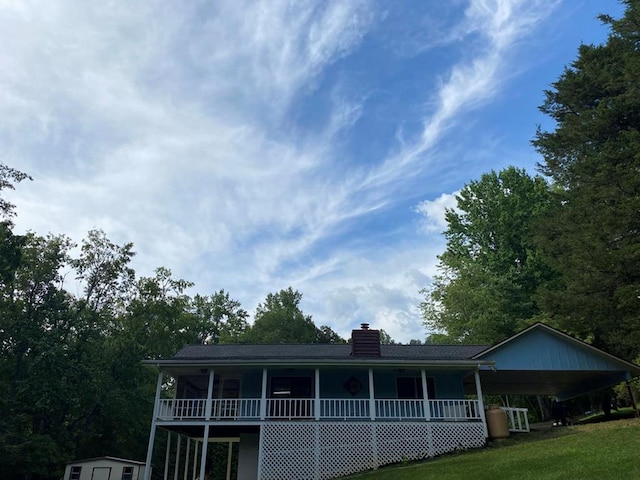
[466,323,640,401]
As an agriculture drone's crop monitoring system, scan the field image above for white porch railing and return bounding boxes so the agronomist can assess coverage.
[376,399,423,419]
[212,399,261,419]
[430,399,482,421]
[157,398,482,422]
[267,398,314,419]
[158,398,207,419]
[502,406,530,432]
[320,399,370,419]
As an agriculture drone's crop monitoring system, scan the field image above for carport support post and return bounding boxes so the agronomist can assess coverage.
[627,381,639,418]
[474,368,488,439]
[143,371,164,480]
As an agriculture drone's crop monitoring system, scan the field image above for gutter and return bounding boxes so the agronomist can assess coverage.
[142,358,496,370]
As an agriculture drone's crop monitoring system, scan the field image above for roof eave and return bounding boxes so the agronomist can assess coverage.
[142,358,494,370]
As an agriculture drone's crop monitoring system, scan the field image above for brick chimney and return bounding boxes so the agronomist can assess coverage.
[351,323,381,357]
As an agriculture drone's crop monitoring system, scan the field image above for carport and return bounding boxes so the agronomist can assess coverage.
[463,323,640,405]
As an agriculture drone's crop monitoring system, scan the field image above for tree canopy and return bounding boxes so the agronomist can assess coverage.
[532,0,640,360]
[0,167,352,479]
[422,1,640,361]
[245,287,346,344]
[421,167,553,344]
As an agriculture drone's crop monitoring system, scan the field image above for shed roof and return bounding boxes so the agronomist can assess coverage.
[67,456,145,466]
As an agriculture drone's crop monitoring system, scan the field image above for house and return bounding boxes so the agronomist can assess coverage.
[141,323,640,480]
[63,456,147,480]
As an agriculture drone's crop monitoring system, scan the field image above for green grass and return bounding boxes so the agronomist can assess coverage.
[344,419,640,480]
[576,406,637,424]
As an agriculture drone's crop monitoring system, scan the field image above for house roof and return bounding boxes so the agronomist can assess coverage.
[174,343,489,361]
[143,343,493,373]
[143,323,640,401]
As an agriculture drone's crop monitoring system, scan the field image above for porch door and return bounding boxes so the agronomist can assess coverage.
[396,377,435,399]
[396,376,435,418]
[269,376,313,418]
[216,375,241,418]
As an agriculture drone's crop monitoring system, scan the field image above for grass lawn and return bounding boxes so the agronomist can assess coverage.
[344,419,640,480]
[576,406,637,424]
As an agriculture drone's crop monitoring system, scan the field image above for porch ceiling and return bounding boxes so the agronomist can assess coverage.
[464,369,630,401]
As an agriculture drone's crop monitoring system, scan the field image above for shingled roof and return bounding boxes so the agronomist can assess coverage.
[172,343,490,362]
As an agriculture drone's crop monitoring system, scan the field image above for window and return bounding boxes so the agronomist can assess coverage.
[396,377,435,399]
[270,377,312,398]
[70,466,82,480]
[121,466,134,480]
[269,377,313,418]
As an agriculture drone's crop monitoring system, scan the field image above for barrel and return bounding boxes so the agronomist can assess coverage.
[486,404,510,439]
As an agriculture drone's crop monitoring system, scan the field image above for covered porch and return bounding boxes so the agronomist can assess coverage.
[153,362,491,425]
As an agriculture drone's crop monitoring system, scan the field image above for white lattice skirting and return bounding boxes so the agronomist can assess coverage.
[259,421,486,480]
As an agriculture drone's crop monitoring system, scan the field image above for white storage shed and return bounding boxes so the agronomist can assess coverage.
[63,456,147,480]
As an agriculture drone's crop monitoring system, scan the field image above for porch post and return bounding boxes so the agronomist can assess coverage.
[368,369,376,420]
[226,441,233,480]
[260,368,268,420]
[183,437,191,480]
[257,426,265,480]
[143,371,164,480]
[474,368,488,438]
[199,426,210,480]
[174,434,181,480]
[164,432,172,480]
[313,368,321,480]
[191,440,199,480]
[314,368,320,420]
[421,369,430,420]
[205,369,215,420]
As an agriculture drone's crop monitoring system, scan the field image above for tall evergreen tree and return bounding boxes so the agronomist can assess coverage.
[533,0,640,360]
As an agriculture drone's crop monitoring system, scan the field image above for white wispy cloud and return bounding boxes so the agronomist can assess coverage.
[359,0,558,196]
[1,0,563,342]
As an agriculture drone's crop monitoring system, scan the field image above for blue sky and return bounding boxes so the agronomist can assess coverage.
[1,0,622,342]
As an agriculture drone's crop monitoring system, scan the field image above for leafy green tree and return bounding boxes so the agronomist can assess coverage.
[124,267,197,359]
[379,329,396,345]
[245,287,318,343]
[315,325,346,344]
[421,167,553,344]
[71,229,135,317]
[192,290,249,344]
[0,232,77,478]
[532,0,640,360]
[0,163,31,220]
